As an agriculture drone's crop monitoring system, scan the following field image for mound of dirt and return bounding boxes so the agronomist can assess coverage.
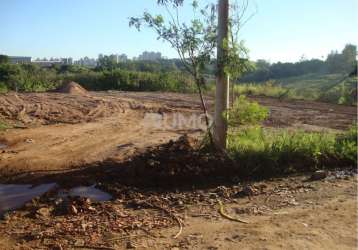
[100,135,236,187]
[56,81,88,95]
[0,91,129,126]
[13,135,235,188]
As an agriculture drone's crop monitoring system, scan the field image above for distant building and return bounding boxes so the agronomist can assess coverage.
[117,54,128,62]
[32,60,62,67]
[74,57,97,67]
[137,51,162,61]
[107,54,128,63]
[61,57,73,65]
[32,57,73,67]
[9,56,32,64]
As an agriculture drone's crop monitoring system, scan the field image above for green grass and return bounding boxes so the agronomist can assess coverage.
[0,120,11,130]
[227,95,269,126]
[233,81,289,98]
[277,73,357,102]
[234,73,357,105]
[227,125,357,178]
[203,88,357,179]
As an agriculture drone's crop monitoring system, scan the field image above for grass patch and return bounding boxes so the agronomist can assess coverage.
[233,81,289,99]
[227,125,357,178]
[225,95,357,178]
[0,120,11,130]
[233,74,357,105]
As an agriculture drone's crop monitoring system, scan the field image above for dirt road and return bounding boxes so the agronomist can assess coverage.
[1,170,356,250]
[154,175,357,250]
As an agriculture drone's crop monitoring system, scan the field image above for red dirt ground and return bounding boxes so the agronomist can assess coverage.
[0,91,356,249]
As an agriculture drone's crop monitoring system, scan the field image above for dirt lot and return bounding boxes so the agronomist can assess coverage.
[0,91,356,179]
[0,90,357,249]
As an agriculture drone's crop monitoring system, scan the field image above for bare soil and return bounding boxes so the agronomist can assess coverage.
[0,91,356,179]
[1,172,356,250]
[55,81,89,95]
[0,91,357,249]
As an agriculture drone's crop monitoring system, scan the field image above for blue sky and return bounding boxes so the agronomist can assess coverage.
[0,0,357,62]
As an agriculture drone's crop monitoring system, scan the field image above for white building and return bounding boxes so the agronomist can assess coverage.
[137,51,162,61]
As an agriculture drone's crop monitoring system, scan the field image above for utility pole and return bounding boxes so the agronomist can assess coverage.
[214,0,229,149]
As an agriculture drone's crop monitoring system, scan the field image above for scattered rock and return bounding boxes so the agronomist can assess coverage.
[52,243,63,250]
[68,205,78,215]
[310,170,327,181]
[126,241,137,249]
[36,207,51,217]
[25,138,34,143]
[235,185,259,198]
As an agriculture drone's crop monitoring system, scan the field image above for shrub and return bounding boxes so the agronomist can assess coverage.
[227,95,269,126]
[334,124,358,162]
[0,82,8,93]
[62,70,196,93]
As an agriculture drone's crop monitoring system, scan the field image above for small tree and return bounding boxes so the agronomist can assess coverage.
[131,0,253,147]
[130,1,217,138]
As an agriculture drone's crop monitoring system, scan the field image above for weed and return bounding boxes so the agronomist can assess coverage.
[227,95,269,126]
[224,96,356,177]
[227,126,357,178]
[0,120,11,130]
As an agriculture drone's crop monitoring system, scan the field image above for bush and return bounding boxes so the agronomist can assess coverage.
[62,69,196,93]
[0,63,58,92]
[334,125,358,162]
[0,82,8,93]
[0,62,198,93]
[227,95,269,126]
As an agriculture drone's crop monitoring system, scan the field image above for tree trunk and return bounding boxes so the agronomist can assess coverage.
[214,0,230,149]
[231,77,235,107]
[195,80,213,144]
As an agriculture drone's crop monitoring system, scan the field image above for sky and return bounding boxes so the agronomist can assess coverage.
[0,0,357,63]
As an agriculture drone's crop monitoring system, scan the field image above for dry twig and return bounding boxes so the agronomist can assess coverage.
[218,200,249,224]
[141,201,183,239]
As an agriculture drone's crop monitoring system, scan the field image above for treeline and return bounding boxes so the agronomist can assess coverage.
[0,44,356,93]
[0,63,58,92]
[241,44,357,82]
[63,70,195,92]
[97,56,187,73]
[0,57,196,93]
